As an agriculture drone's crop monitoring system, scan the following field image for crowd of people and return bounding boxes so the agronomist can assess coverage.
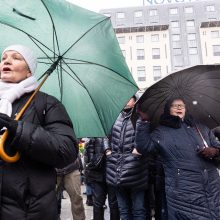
[0,44,220,220]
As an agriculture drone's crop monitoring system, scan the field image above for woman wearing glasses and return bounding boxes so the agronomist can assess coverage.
[134,97,220,220]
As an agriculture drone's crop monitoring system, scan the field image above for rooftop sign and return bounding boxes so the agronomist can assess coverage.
[145,0,200,5]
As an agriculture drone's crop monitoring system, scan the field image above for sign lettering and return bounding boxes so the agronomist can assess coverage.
[145,0,199,5]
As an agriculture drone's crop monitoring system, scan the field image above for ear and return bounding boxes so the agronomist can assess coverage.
[26,72,32,78]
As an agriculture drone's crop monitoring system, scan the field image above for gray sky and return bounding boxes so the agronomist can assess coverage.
[67,0,144,12]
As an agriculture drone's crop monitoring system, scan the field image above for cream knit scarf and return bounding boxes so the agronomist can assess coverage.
[0,76,38,116]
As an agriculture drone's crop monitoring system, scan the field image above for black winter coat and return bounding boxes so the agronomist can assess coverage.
[0,92,78,220]
[84,138,106,183]
[135,118,220,220]
[106,110,149,190]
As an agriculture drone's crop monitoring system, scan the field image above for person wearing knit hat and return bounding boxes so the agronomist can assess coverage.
[2,44,37,75]
[0,44,78,220]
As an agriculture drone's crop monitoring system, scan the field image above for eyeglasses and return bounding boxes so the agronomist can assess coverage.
[171,104,185,109]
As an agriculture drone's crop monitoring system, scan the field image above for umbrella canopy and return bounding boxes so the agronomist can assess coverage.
[136,65,220,129]
[0,0,138,138]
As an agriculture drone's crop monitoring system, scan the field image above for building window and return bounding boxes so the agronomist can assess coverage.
[211,31,220,38]
[186,20,195,27]
[189,47,198,55]
[152,48,160,59]
[185,7,193,14]
[173,48,182,55]
[121,50,126,58]
[137,66,146,81]
[187,33,196,41]
[117,36,125,44]
[134,11,143,18]
[149,9,158,16]
[136,35,144,43]
[206,5,215,12]
[117,12,125,19]
[153,66,162,81]
[171,21,179,28]
[172,34,180,41]
[137,49,145,60]
[213,45,220,56]
[169,8,178,15]
[151,34,159,42]
[208,18,217,21]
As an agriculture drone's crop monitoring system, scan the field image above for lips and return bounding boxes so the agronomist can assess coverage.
[2,67,11,71]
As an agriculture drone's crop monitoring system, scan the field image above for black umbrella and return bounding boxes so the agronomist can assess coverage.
[135,65,220,129]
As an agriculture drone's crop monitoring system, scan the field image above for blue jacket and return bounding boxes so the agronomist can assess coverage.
[135,119,220,220]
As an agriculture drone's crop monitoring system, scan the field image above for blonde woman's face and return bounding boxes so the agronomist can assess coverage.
[0,50,31,83]
[170,99,186,119]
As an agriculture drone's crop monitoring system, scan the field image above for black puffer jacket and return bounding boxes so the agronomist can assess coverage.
[0,91,78,220]
[106,110,149,190]
[84,138,106,183]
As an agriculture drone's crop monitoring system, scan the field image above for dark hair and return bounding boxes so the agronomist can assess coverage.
[131,95,137,102]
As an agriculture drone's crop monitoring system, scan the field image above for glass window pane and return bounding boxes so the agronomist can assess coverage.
[134,11,143,18]
[117,36,125,44]
[172,34,180,41]
[189,47,198,55]
[185,7,193,14]
[137,66,146,81]
[211,31,220,38]
[149,9,158,16]
[137,49,145,60]
[213,45,220,56]
[153,66,161,81]
[136,35,144,43]
[186,20,195,27]
[170,8,178,15]
[152,48,160,59]
[117,12,125,19]
[171,21,179,28]
[151,34,159,42]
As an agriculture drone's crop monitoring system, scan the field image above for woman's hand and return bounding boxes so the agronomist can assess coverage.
[132,148,142,155]
[198,147,219,159]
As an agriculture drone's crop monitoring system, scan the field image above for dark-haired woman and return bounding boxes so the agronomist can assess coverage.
[135,98,220,220]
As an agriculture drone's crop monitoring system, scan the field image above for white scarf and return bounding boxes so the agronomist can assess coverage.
[0,76,39,116]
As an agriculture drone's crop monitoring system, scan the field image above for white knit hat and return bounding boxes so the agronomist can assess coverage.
[2,44,37,74]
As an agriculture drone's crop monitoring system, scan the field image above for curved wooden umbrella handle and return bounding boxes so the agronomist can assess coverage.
[0,130,20,163]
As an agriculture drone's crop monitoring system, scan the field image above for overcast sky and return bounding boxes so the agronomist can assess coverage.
[67,0,144,12]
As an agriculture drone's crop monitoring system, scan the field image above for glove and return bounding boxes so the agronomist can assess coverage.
[0,113,18,135]
[198,147,219,159]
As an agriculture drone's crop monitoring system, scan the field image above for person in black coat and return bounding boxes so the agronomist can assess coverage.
[84,137,120,220]
[135,97,220,220]
[0,44,78,220]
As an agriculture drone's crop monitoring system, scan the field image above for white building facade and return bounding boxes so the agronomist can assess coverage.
[100,0,220,89]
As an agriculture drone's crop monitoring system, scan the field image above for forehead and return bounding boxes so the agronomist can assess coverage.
[172,99,185,104]
[3,50,21,56]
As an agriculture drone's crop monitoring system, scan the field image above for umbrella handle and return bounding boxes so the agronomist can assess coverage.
[0,130,20,163]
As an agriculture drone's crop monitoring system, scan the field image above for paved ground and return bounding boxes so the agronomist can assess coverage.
[60,186,110,220]
[60,185,156,220]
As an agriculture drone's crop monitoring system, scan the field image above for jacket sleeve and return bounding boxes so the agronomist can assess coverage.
[135,119,160,155]
[11,96,78,168]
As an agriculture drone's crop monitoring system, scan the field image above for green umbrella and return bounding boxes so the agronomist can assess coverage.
[0,0,138,138]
